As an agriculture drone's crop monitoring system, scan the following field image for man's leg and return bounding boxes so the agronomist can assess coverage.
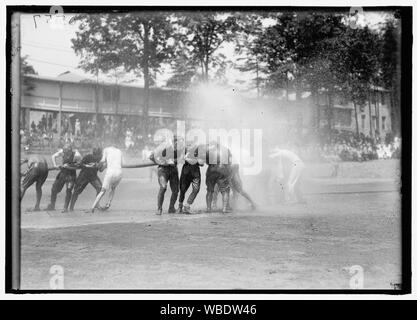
[91,187,106,212]
[184,175,201,214]
[20,168,36,201]
[231,172,256,210]
[218,177,231,213]
[157,168,168,214]
[288,162,303,203]
[92,174,109,212]
[178,172,191,213]
[69,172,89,211]
[90,176,102,195]
[62,175,75,212]
[294,167,306,204]
[205,169,216,213]
[168,169,179,213]
[47,172,65,210]
[104,175,121,209]
[212,183,219,211]
[34,168,48,211]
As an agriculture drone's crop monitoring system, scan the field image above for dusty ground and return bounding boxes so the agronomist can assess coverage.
[19,159,402,290]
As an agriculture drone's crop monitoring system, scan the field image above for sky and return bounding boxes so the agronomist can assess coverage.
[20,11,392,91]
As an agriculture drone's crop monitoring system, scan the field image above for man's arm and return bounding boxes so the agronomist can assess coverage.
[51,149,63,168]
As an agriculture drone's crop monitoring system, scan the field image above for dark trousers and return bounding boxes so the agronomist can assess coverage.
[179,164,201,206]
[49,169,76,210]
[213,164,256,209]
[206,164,230,211]
[69,169,102,210]
[21,161,48,209]
[157,165,179,210]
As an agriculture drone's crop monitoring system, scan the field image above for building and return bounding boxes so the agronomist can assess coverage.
[316,86,393,138]
[21,72,188,135]
[21,72,392,140]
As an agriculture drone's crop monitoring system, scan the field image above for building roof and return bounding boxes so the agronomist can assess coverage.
[23,72,180,93]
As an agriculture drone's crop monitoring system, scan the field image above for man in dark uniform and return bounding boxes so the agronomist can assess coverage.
[20,154,49,211]
[46,144,82,212]
[178,144,204,214]
[204,142,232,213]
[211,147,257,211]
[228,163,256,210]
[149,136,182,215]
[69,147,104,211]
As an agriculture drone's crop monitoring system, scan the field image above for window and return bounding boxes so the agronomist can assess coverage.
[382,116,386,131]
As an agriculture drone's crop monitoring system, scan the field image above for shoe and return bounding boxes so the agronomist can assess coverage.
[206,207,212,213]
[222,207,232,214]
[183,205,192,214]
[32,207,40,212]
[250,203,257,211]
[168,207,176,214]
[156,209,162,215]
[46,204,55,211]
[61,209,68,213]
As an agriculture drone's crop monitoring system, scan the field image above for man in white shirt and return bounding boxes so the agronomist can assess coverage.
[269,147,306,204]
[91,146,123,212]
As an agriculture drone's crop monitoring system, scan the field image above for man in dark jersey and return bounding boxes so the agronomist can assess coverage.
[20,154,49,211]
[46,144,82,212]
[149,136,182,215]
[204,142,232,213]
[178,143,204,214]
[69,147,104,211]
[212,163,256,211]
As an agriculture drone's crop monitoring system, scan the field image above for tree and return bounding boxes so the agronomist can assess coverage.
[21,55,37,95]
[71,12,174,134]
[380,17,401,136]
[254,12,346,101]
[332,26,380,136]
[166,49,197,89]
[172,12,239,83]
[234,13,268,98]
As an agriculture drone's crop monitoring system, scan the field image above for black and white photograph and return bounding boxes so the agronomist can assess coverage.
[6,4,411,293]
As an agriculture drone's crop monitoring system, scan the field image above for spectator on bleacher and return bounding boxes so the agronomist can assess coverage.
[75,118,81,137]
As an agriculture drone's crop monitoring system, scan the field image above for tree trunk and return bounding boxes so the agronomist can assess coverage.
[204,56,209,82]
[374,89,380,138]
[353,101,359,136]
[256,60,260,99]
[327,92,333,133]
[143,23,151,136]
[368,92,373,139]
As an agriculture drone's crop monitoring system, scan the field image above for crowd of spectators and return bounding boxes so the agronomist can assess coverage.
[21,113,174,154]
[22,114,401,163]
[293,129,401,163]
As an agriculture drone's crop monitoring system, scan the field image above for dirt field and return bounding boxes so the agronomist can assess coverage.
[19,159,402,290]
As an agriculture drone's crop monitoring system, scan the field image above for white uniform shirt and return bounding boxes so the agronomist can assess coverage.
[101,146,123,170]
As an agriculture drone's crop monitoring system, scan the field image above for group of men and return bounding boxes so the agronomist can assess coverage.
[21,137,306,214]
[21,143,123,213]
[149,136,257,215]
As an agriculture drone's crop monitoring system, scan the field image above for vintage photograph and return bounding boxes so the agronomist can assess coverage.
[9,6,408,291]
